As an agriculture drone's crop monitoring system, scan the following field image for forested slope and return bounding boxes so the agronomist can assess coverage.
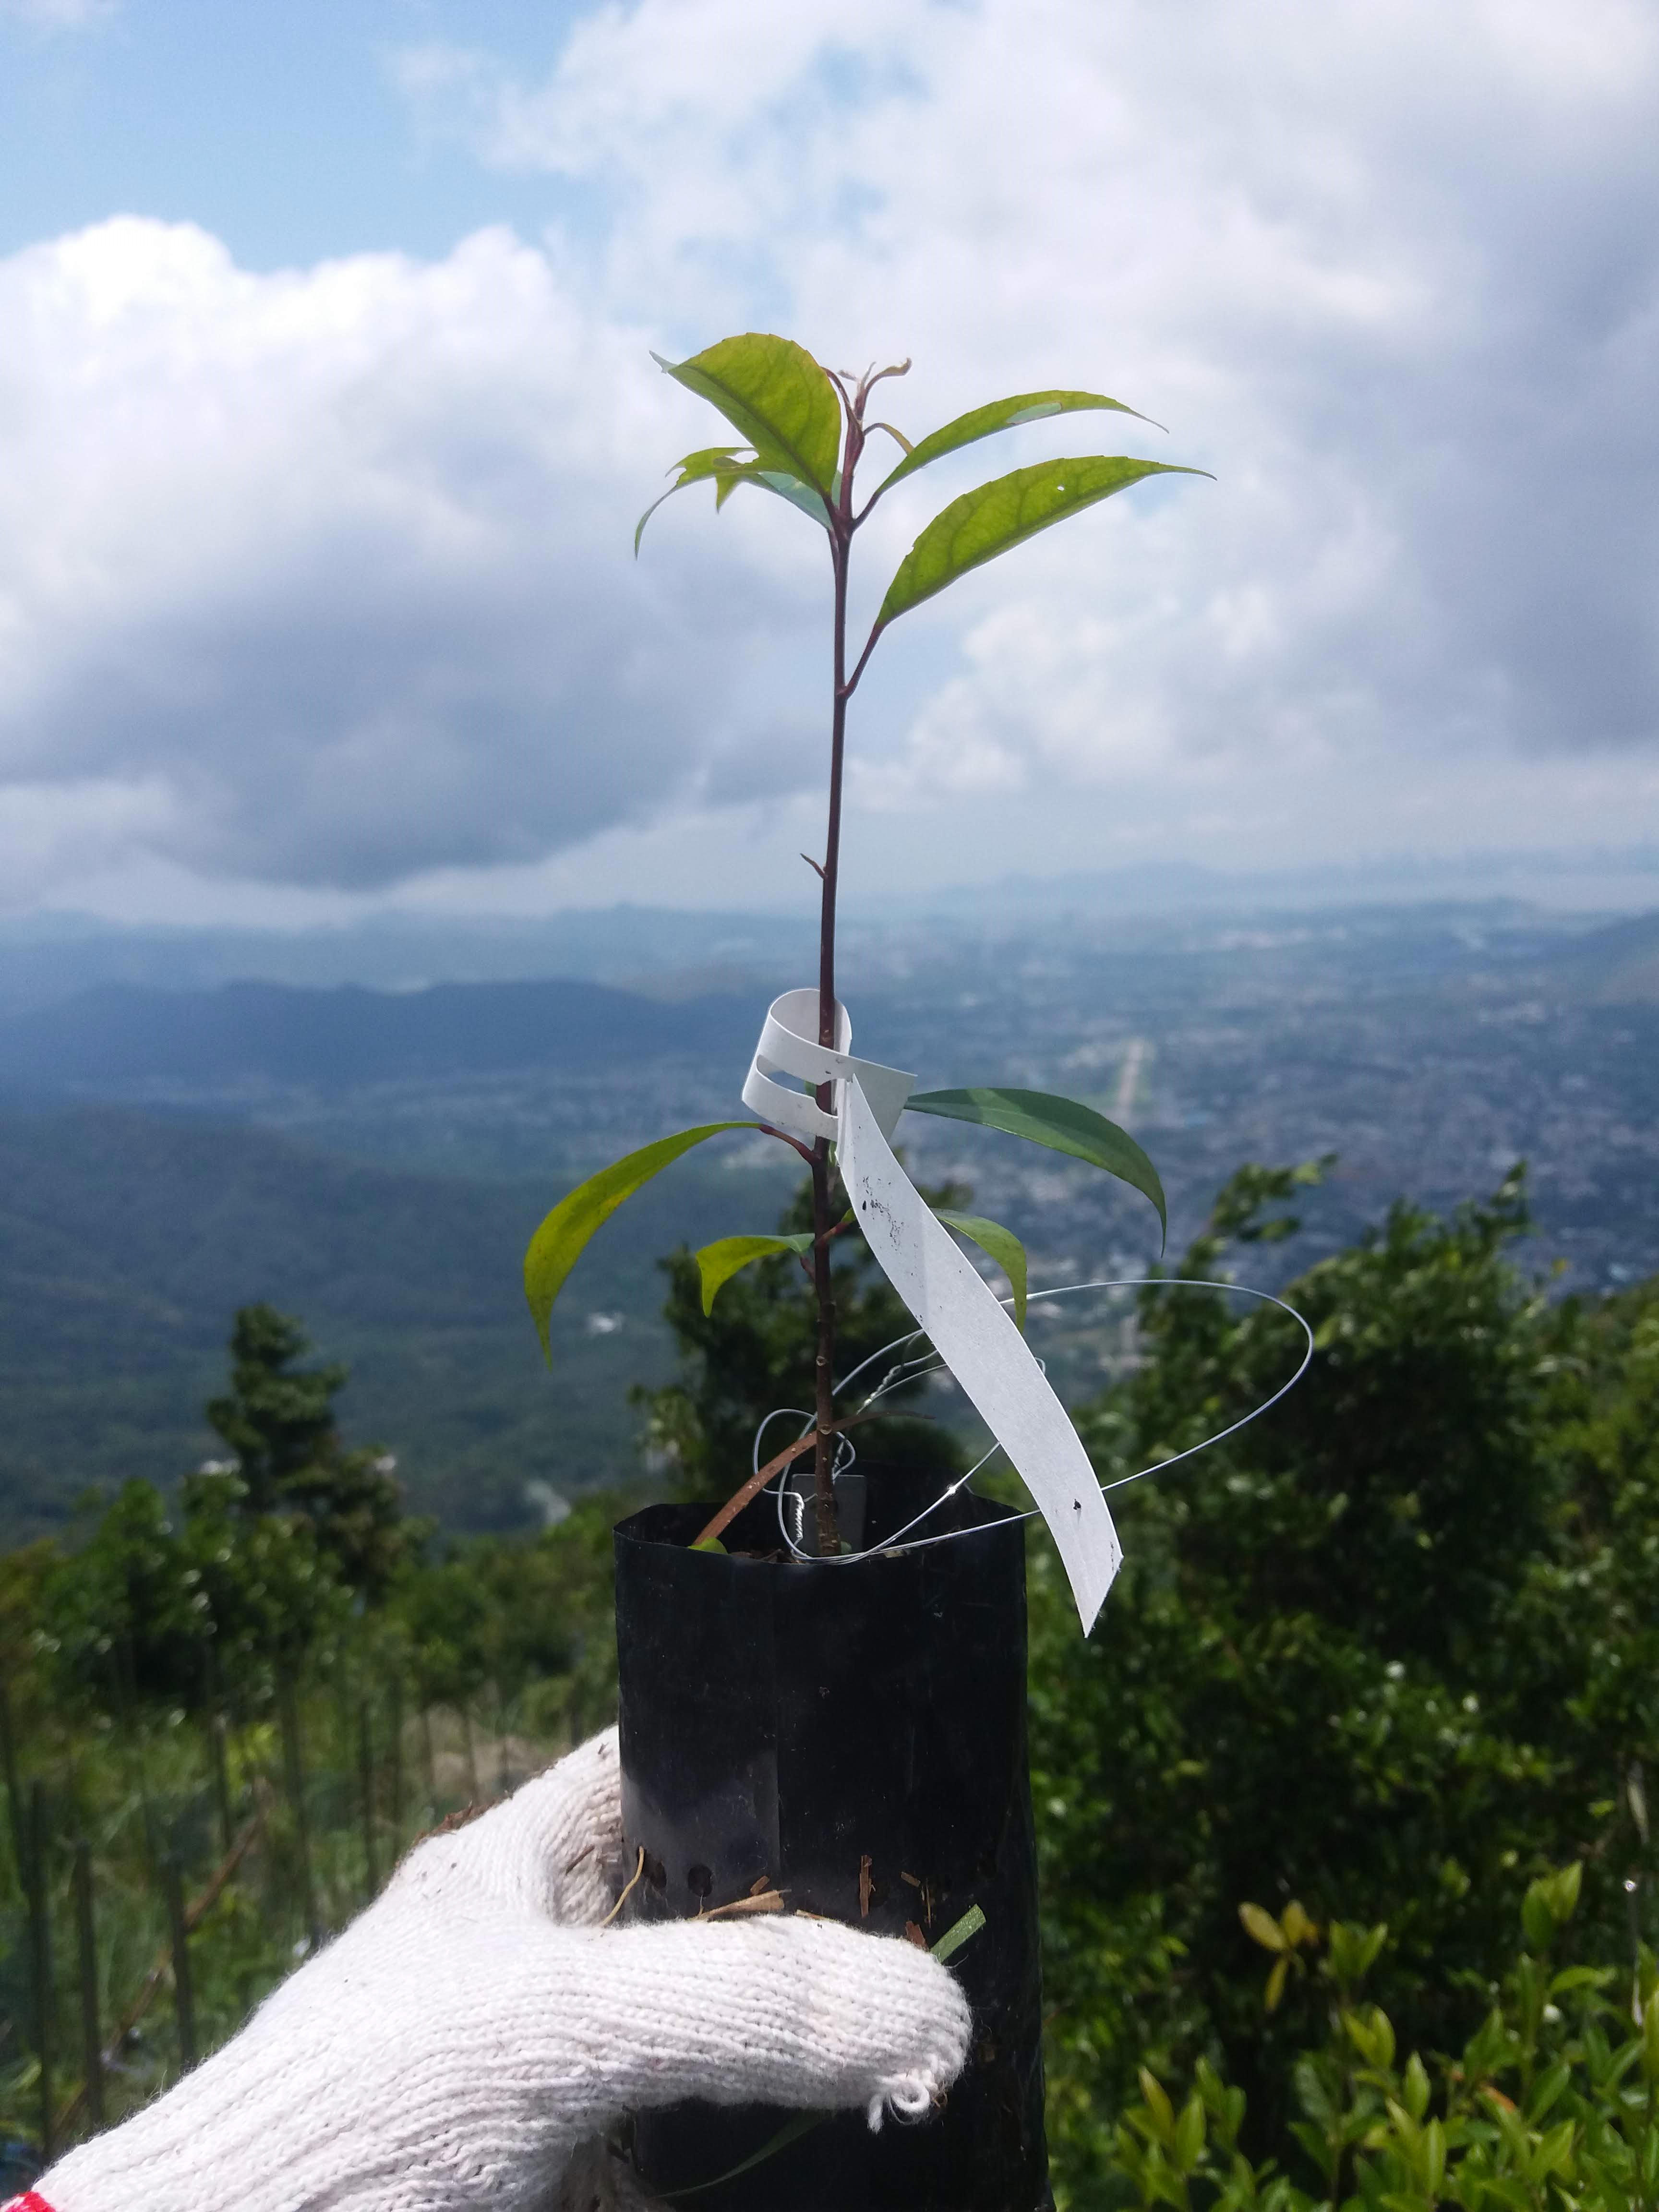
[0,1102,791,1536]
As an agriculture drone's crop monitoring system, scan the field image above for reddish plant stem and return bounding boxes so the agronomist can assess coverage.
[809,383,868,1557]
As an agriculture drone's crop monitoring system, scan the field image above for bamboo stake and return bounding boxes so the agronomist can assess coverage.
[357,1704,379,1901]
[203,1644,232,1856]
[28,1780,53,2164]
[51,1792,269,2142]
[72,1839,103,2131]
[462,1707,479,1803]
[387,1676,405,1849]
[0,1674,25,1900]
[277,1677,321,1952]
[162,1857,196,2071]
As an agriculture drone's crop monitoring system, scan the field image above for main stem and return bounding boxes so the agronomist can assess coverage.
[810,393,863,1557]
[810,531,851,1554]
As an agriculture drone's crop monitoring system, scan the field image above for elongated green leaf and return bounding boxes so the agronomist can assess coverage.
[874,389,1154,496]
[934,1208,1029,1330]
[908,1085,1166,1247]
[931,1902,986,1963]
[653,333,842,497]
[636,448,830,551]
[664,2110,825,2199]
[524,1123,751,1356]
[732,468,832,528]
[635,447,741,552]
[694,1231,813,1316]
[875,456,1207,630]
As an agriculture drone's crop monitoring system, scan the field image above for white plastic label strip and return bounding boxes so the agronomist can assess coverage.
[743,991,1122,1632]
[742,985,916,1145]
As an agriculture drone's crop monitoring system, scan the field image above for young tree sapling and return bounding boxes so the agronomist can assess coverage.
[525,332,1205,1553]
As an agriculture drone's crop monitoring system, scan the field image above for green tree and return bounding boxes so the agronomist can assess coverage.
[1029,1164,1622,2182]
[206,1304,411,1598]
[637,1166,970,1499]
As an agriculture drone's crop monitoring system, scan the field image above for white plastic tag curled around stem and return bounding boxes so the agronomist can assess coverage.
[742,990,1122,1632]
[741,987,915,1144]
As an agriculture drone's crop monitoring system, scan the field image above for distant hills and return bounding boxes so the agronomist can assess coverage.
[0,1098,793,1542]
[0,906,823,1017]
[3,853,1657,1017]
[0,976,763,1096]
[1548,910,1659,1002]
[7,892,1659,1544]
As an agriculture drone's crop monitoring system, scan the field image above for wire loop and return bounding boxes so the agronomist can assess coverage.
[759,1277,1314,1564]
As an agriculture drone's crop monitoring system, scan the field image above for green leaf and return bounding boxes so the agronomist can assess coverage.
[653,332,842,496]
[933,1208,1029,1329]
[1282,1899,1319,1948]
[694,1232,814,1316]
[662,2109,825,2198]
[873,454,1207,630]
[1173,2093,1206,2175]
[1239,1901,1288,1953]
[908,1085,1166,1246]
[1547,1860,1583,1924]
[524,1123,752,1357]
[873,388,1155,496]
[636,447,829,551]
[1403,2052,1431,2123]
[1423,2118,1447,2200]
[1139,2067,1177,2142]
[1521,1881,1556,1954]
[743,468,833,528]
[1526,2060,1570,2124]
[931,1902,986,1963]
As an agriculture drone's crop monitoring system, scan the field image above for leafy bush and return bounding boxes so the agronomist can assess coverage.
[1032,1165,1659,2197]
[1104,1870,1659,2212]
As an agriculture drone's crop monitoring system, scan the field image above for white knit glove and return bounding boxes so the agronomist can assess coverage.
[30,1729,972,2212]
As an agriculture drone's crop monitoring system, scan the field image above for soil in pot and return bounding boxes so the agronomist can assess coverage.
[613,1466,1051,2212]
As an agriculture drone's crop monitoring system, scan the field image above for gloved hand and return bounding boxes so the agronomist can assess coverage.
[24,1729,972,2212]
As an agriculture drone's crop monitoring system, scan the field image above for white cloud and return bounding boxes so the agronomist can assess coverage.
[4,0,1659,913]
[0,0,117,27]
[0,216,828,899]
[409,0,1659,782]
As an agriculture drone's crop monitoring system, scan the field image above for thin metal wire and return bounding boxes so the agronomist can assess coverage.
[763,1276,1314,1564]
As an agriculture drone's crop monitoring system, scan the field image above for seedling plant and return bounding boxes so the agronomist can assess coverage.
[525,333,1204,1555]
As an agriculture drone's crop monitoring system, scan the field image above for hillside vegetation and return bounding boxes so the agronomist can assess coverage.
[4,1159,1659,2208]
[0,1102,793,1536]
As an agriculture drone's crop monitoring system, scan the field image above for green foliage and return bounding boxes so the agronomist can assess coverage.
[0,1301,631,2164]
[934,1208,1030,1330]
[694,1231,817,1315]
[654,333,843,497]
[542,328,1197,1403]
[909,1084,1167,1243]
[873,454,1204,627]
[24,1165,1659,2201]
[1095,1878,1659,2212]
[37,1303,421,1717]
[205,1305,410,1599]
[1031,1160,1659,2200]
[42,1473,344,1714]
[205,1306,341,1508]
[523,1122,749,1353]
[871,387,1154,494]
[637,1166,970,1499]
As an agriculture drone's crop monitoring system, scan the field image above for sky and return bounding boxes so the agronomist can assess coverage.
[0,0,1656,925]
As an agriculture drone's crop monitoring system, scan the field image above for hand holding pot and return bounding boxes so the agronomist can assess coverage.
[24,1729,971,2212]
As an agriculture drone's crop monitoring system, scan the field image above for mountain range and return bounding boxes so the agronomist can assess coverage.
[0,975,762,1095]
